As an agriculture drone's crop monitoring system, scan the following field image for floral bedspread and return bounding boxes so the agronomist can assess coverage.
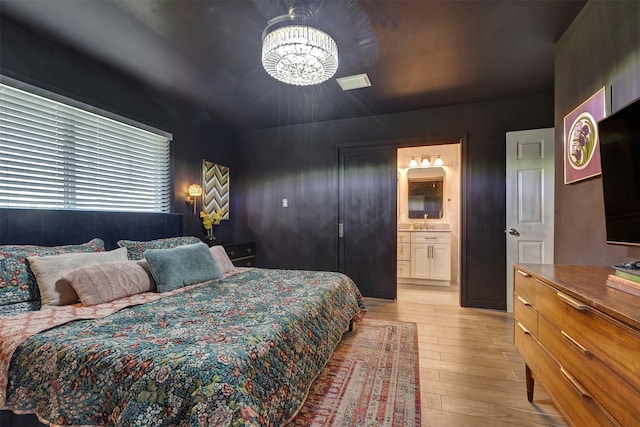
[2,268,366,427]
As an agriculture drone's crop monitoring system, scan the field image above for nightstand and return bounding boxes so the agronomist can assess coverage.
[223,242,256,267]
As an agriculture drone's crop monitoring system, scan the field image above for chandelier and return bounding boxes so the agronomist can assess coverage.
[261,5,338,86]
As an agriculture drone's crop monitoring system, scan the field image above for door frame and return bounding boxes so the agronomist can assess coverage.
[338,134,465,302]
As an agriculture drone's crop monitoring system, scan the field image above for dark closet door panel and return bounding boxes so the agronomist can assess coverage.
[339,145,397,299]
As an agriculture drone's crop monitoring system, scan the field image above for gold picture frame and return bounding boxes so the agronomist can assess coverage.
[563,87,607,184]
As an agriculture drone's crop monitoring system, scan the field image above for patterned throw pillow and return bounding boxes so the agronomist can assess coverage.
[0,238,105,307]
[117,236,202,260]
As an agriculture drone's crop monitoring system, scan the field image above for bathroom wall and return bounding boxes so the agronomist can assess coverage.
[397,143,461,283]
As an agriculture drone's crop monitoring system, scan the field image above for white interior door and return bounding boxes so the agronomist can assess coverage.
[506,128,555,312]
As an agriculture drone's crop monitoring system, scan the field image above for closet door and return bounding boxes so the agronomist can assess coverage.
[338,144,397,299]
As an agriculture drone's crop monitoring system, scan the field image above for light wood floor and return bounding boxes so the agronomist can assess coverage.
[363,284,569,427]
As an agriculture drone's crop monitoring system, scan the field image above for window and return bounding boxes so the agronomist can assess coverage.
[0,78,172,212]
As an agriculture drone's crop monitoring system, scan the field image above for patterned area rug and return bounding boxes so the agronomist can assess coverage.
[292,319,421,426]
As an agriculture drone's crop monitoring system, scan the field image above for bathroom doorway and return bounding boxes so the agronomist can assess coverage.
[396,144,461,305]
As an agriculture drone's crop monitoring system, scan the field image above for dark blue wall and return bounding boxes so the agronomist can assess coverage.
[554,1,640,266]
[237,94,555,309]
[0,13,557,309]
[0,16,241,242]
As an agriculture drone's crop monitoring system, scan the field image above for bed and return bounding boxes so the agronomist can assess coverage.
[0,214,366,426]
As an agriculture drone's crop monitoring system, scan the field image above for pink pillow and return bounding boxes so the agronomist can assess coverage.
[62,260,155,306]
[28,247,128,308]
[209,245,236,274]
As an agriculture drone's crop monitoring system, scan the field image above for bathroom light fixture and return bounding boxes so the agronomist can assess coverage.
[408,157,418,168]
[421,156,431,167]
[261,4,338,86]
[433,156,444,166]
[186,184,203,215]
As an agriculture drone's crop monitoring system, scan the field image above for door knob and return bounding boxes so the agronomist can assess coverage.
[507,228,520,236]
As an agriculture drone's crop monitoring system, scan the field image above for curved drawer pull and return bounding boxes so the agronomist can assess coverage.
[516,322,532,336]
[560,367,591,398]
[557,292,588,312]
[516,295,532,307]
[561,330,592,358]
[516,270,531,278]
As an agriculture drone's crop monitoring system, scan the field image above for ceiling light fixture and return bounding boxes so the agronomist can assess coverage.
[262,4,338,86]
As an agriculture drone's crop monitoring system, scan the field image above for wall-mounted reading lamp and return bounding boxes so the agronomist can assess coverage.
[186,184,203,215]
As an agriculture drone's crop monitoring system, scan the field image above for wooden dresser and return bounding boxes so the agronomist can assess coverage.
[513,264,640,426]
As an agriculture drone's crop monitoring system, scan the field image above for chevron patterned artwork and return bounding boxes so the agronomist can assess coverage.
[202,160,229,219]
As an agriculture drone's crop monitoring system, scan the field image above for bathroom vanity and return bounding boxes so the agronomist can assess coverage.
[397,228,452,286]
[398,159,456,286]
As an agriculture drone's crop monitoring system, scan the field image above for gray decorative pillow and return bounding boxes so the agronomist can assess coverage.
[117,236,202,260]
[28,247,128,308]
[144,243,222,293]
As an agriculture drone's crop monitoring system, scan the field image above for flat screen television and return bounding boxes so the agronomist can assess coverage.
[598,95,640,246]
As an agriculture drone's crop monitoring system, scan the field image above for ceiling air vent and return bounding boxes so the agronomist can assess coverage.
[336,73,371,91]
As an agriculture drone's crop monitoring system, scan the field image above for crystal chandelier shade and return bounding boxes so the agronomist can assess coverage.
[262,25,338,86]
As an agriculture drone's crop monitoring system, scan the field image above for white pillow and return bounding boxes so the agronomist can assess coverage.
[209,245,236,274]
[28,247,128,308]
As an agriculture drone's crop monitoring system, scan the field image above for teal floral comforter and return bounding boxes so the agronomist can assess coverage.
[4,268,366,426]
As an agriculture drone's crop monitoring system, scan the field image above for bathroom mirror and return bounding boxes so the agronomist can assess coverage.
[202,159,230,219]
[407,167,444,219]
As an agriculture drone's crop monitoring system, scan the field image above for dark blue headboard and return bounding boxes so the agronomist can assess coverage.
[0,208,183,249]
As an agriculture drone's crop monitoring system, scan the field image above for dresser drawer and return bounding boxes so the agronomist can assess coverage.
[514,292,538,337]
[514,268,537,306]
[223,243,256,267]
[537,343,620,427]
[537,282,640,392]
[514,320,538,369]
[538,315,640,426]
[397,261,411,278]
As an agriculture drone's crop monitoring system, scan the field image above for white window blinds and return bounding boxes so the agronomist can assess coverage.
[0,80,172,212]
